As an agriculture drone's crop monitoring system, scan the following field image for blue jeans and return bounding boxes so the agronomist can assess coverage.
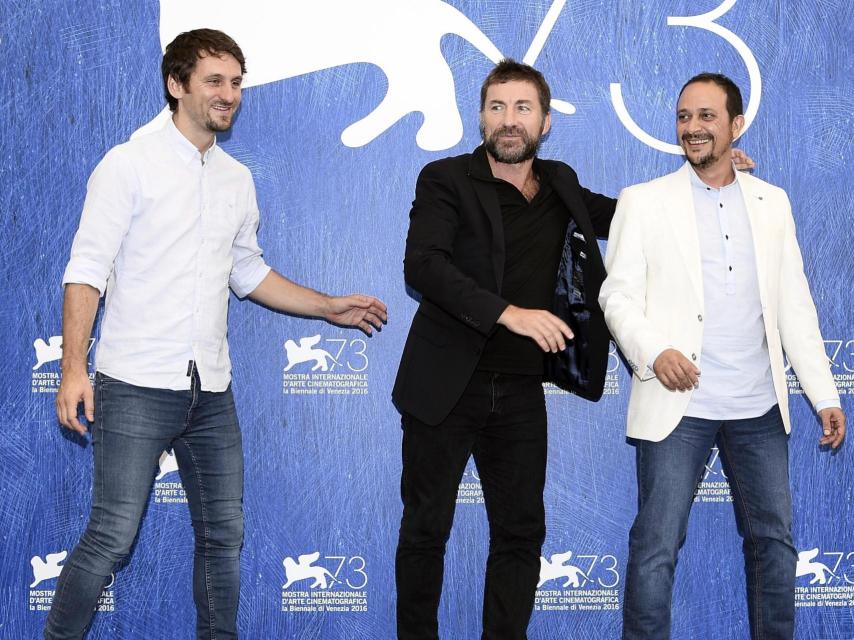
[45,370,244,640]
[622,405,795,640]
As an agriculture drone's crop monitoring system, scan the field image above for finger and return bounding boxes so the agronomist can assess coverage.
[356,295,389,315]
[365,312,384,329]
[534,334,552,353]
[679,362,700,389]
[358,320,373,336]
[84,387,95,422]
[830,415,846,449]
[68,415,88,435]
[541,330,560,353]
[371,307,389,322]
[540,318,569,351]
[56,396,67,427]
[658,368,677,391]
[59,396,78,430]
[818,414,837,447]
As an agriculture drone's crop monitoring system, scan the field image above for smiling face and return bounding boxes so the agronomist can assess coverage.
[677,80,744,171]
[169,52,243,146]
[480,80,551,164]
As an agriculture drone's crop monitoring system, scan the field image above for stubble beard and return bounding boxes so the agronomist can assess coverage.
[205,103,235,133]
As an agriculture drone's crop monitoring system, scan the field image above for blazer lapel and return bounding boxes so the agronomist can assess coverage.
[468,150,506,291]
[663,164,704,303]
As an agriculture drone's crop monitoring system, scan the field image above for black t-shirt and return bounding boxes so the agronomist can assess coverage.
[476,163,570,374]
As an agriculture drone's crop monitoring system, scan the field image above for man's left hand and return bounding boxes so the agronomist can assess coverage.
[732,148,756,172]
[818,407,846,449]
[325,294,388,335]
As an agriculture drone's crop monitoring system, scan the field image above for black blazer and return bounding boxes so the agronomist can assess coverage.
[393,146,615,426]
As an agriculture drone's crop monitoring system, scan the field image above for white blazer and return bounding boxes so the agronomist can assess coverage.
[598,163,838,442]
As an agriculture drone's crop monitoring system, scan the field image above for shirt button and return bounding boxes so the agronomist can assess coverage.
[691,353,697,361]
[697,314,703,322]
[719,203,723,208]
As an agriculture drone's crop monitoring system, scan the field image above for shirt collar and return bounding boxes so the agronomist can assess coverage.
[686,160,740,192]
[468,144,553,184]
[165,117,218,166]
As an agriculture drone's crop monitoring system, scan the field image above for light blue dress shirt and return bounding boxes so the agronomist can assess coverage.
[677,165,838,418]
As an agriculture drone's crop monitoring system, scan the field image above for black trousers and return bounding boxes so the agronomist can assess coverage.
[395,371,547,640]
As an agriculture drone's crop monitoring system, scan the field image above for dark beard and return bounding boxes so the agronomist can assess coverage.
[682,134,718,169]
[481,124,541,164]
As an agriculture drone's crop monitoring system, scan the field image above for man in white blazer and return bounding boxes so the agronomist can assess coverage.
[598,73,845,640]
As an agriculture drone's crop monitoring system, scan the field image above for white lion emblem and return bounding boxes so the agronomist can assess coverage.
[538,551,588,588]
[30,551,68,588]
[796,548,835,585]
[282,552,337,589]
[136,0,505,150]
[284,335,339,372]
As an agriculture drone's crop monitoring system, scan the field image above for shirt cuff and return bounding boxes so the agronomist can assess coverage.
[814,399,842,413]
[230,261,271,299]
[62,258,109,296]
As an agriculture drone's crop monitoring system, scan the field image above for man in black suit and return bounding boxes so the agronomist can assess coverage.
[392,59,615,640]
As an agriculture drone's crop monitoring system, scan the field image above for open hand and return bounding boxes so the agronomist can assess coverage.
[497,305,573,353]
[325,294,388,335]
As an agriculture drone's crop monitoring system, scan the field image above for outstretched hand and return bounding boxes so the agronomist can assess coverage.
[325,294,388,335]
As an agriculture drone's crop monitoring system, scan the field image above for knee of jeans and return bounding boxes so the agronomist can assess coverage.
[204,513,244,552]
[75,527,136,572]
[628,525,683,565]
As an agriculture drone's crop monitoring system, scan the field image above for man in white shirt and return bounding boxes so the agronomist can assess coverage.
[46,29,386,640]
[598,73,845,639]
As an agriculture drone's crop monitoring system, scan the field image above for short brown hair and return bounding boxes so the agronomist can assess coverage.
[480,59,551,115]
[161,29,247,112]
[679,72,744,122]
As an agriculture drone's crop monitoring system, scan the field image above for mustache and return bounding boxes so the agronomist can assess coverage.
[492,125,527,137]
[682,133,712,142]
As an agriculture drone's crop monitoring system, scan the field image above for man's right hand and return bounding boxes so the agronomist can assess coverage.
[497,305,574,353]
[653,349,700,391]
[56,368,94,435]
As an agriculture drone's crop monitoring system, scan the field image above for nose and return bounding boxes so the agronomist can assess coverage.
[501,108,519,128]
[219,84,240,105]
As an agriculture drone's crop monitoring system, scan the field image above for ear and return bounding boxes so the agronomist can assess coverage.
[542,111,552,136]
[167,75,186,103]
[731,113,745,140]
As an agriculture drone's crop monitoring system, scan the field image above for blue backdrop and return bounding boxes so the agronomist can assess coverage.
[2,1,852,638]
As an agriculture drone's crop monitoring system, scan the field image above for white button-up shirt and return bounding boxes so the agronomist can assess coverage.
[62,120,271,391]
[683,166,779,419]
[683,165,838,418]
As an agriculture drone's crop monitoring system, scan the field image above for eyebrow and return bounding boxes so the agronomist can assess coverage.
[488,99,533,105]
[202,73,243,81]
